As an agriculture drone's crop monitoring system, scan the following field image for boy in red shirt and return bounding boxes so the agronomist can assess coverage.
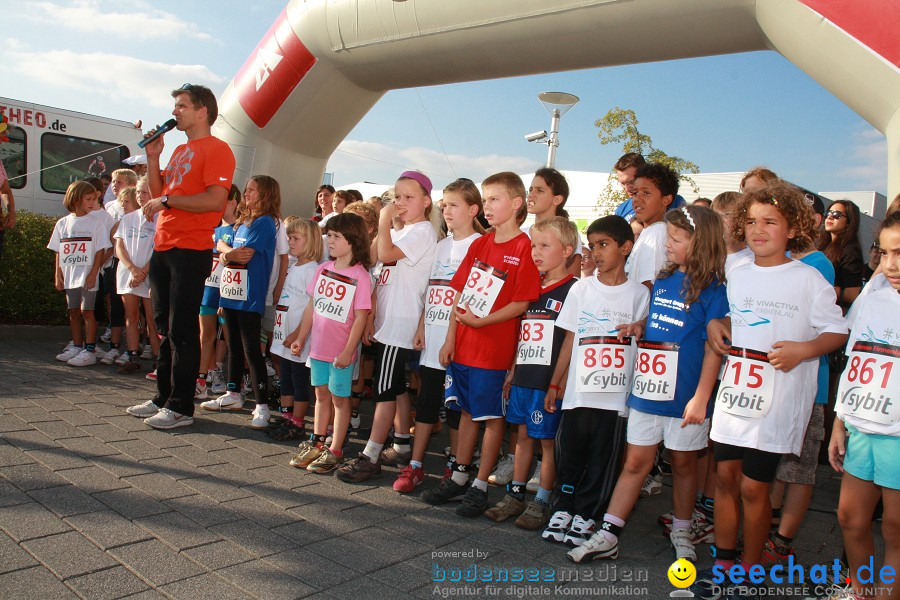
[422,172,541,516]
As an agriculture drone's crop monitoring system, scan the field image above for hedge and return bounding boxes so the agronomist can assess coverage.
[0,210,68,324]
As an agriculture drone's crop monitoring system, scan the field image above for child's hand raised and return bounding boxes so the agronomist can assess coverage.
[616,320,644,340]
[706,318,732,355]
[767,341,805,372]
[454,306,484,329]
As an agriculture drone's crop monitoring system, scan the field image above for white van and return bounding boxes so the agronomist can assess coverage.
[0,97,142,216]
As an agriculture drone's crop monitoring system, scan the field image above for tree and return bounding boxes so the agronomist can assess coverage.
[595,108,700,215]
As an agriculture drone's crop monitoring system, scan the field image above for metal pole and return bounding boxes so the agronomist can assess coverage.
[546,108,561,168]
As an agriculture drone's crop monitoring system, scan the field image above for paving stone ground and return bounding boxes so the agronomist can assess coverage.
[0,325,880,599]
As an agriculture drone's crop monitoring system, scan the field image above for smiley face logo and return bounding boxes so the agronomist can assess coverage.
[668,559,696,588]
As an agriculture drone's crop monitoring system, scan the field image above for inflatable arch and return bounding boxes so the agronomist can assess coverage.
[213,0,900,213]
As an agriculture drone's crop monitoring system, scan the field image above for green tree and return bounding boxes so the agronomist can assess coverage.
[595,108,700,215]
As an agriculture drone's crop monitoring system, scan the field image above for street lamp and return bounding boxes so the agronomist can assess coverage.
[524,91,580,168]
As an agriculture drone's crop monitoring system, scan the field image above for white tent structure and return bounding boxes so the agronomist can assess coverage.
[214,0,900,216]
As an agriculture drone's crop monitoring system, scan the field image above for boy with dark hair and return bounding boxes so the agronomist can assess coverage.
[541,215,651,546]
[626,163,679,291]
[612,153,647,223]
[422,172,541,516]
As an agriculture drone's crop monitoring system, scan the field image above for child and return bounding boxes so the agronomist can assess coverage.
[422,172,541,517]
[392,178,484,493]
[268,218,322,440]
[570,205,728,563]
[523,168,582,277]
[694,183,847,596]
[336,171,438,483]
[49,181,111,367]
[827,210,900,600]
[332,190,356,215]
[712,191,754,278]
[540,216,649,546]
[289,213,372,473]
[625,163,678,291]
[484,217,577,529]
[113,184,159,374]
[201,175,278,429]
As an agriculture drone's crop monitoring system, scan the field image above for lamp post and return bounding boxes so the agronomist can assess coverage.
[525,91,580,168]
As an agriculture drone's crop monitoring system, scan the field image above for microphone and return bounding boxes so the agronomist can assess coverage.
[137,119,177,148]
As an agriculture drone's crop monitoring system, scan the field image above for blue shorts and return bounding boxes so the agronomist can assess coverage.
[443,365,461,413]
[506,385,562,439]
[309,358,353,398]
[445,362,505,421]
[844,424,900,490]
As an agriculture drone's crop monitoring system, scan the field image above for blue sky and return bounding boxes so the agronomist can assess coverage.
[3,0,887,195]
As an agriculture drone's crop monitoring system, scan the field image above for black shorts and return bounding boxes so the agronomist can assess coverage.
[415,366,445,424]
[714,442,784,483]
[372,343,409,402]
[280,360,311,403]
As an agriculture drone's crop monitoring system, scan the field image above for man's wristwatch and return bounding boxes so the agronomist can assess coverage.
[160,195,170,209]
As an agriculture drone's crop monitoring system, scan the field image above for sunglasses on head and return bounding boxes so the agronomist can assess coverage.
[826,210,846,219]
[180,83,196,92]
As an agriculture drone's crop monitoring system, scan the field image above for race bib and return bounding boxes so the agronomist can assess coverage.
[716,346,775,419]
[516,317,553,366]
[425,279,455,326]
[457,260,506,318]
[205,253,224,288]
[314,269,357,324]
[220,265,248,302]
[576,335,633,393]
[630,340,679,401]
[273,304,289,345]
[60,237,93,267]
[376,262,396,286]
[836,341,900,426]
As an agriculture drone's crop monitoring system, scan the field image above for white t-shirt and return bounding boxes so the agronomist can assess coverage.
[318,212,336,229]
[373,221,438,348]
[271,261,317,363]
[89,208,116,270]
[47,212,113,290]
[521,223,584,257]
[625,221,667,285]
[725,247,754,279]
[105,200,124,223]
[836,287,900,436]
[710,260,847,454]
[265,222,289,307]
[556,277,650,413]
[113,210,156,297]
[420,233,481,370]
[846,273,890,324]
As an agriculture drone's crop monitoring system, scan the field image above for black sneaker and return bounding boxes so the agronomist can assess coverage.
[421,478,469,505]
[456,486,488,518]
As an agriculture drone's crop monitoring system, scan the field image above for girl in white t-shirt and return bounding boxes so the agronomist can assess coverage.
[48,181,111,367]
[828,212,900,600]
[393,178,484,493]
[337,171,439,484]
[289,213,372,474]
[113,185,158,373]
[699,183,847,591]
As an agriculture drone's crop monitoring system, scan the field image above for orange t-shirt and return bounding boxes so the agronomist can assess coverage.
[154,136,236,251]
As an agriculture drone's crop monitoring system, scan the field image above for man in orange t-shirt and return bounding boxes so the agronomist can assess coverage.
[127,84,235,430]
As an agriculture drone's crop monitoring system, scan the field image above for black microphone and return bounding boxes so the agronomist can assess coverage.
[137,119,177,148]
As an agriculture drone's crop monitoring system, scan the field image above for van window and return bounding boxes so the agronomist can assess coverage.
[1,125,26,190]
[40,132,129,193]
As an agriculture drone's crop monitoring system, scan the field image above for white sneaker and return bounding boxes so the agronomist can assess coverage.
[194,378,208,400]
[141,344,153,360]
[208,370,226,394]
[542,510,574,543]
[563,516,596,547]
[640,473,663,497]
[526,460,542,493]
[250,404,271,429]
[670,527,697,561]
[100,348,120,365]
[200,392,244,411]
[266,358,276,378]
[488,454,515,486]
[67,349,97,367]
[127,400,161,418]
[56,346,81,362]
[567,530,619,563]
[145,370,157,381]
[115,352,130,366]
[100,328,112,343]
[144,408,193,430]
[241,373,252,395]
[350,413,361,430]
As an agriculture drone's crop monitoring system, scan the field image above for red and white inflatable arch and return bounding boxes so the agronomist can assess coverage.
[213,0,900,213]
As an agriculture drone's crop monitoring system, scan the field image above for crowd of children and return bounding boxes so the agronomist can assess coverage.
[47,159,900,600]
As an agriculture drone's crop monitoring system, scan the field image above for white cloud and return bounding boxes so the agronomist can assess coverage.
[330,139,541,187]
[838,125,887,192]
[22,0,215,41]
[3,43,225,110]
